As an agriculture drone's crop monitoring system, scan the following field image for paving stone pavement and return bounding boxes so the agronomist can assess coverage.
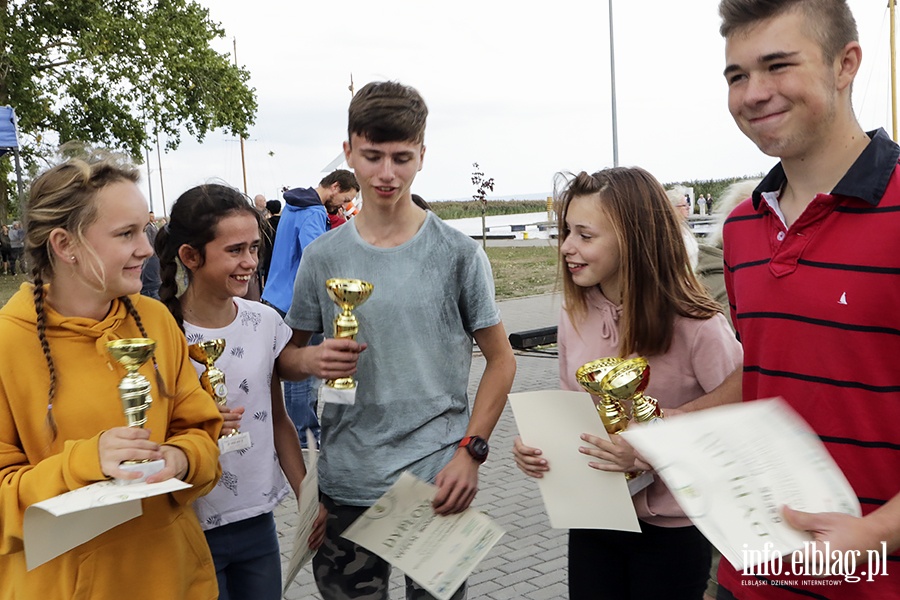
[278,293,569,600]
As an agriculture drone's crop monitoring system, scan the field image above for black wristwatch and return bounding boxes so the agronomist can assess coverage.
[459,435,489,463]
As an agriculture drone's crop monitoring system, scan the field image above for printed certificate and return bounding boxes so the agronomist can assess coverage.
[342,472,505,600]
[283,431,321,592]
[24,478,191,570]
[622,398,861,569]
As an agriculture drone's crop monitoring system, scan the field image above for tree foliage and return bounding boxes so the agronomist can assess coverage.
[0,0,257,220]
[471,162,495,249]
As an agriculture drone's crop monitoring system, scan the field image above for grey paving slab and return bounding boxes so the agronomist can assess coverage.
[277,293,568,599]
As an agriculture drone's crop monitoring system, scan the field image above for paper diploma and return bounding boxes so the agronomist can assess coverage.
[621,398,861,569]
[509,390,641,532]
[341,471,505,600]
[282,431,321,593]
[24,478,191,570]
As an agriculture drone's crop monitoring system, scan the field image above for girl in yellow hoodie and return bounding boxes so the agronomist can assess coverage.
[0,157,223,599]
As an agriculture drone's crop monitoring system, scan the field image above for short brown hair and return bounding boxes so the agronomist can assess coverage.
[348,81,428,145]
[319,169,359,192]
[556,167,721,357]
[719,0,858,61]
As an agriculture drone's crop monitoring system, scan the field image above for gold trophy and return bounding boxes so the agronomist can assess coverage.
[575,358,629,434]
[576,356,655,495]
[324,278,373,390]
[602,357,664,424]
[106,338,165,483]
[188,338,251,453]
[188,339,228,408]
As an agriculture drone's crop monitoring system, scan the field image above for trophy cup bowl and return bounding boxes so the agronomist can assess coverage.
[326,278,374,312]
[107,338,157,373]
[602,357,650,399]
[602,357,663,423]
[325,278,373,390]
[575,358,629,435]
[188,339,225,370]
[188,339,228,405]
[106,338,164,483]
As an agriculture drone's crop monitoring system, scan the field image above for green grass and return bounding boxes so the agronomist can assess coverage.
[431,200,549,220]
[0,246,562,308]
[0,273,27,306]
[485,245,559,300]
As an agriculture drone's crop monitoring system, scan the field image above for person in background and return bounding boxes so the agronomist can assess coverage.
[695,179,760,329]
[0,224,11,275]
[259,199,282,290]
[666,186,700,270]
[8,221,25,275]
[253,194,269,217]
[141,211,162,299]
[327,204,348,230]
[411,193,432,211]
[262,170,360,448]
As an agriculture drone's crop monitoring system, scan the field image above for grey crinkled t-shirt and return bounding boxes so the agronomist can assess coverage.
[286,212,500,505]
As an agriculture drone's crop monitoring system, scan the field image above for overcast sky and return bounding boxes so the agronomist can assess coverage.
[139,0,897,214]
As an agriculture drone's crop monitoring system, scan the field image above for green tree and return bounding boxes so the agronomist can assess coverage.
[0,0,257,222]
[471,162,494,250]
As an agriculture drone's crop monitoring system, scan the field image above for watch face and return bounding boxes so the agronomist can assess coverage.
[470,437,489,458]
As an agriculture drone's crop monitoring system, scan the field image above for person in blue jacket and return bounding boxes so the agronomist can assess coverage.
[261,169,359,447]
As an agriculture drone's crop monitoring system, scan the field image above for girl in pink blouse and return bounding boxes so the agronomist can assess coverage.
[514,167,742,600]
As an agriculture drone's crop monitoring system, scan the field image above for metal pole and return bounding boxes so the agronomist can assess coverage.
[891,0,897,141]
[609,0,619,166]
[145,144,153,212]
[156,130,166,215]
[234,37,248,194]
[12,147,23,205]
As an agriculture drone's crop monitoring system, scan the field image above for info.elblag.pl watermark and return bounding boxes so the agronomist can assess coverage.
[742,541,890,585]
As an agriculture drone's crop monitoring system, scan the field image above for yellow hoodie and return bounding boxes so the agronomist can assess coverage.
[0,285,222,599]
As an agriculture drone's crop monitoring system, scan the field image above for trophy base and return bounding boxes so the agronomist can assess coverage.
[219,430,252,454]
[325,376,356,390]
[627,471,654,496]
[116,459,166,485]
[319,385,357,406]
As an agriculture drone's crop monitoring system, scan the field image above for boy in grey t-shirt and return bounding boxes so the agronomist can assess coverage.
[284,81,516,600]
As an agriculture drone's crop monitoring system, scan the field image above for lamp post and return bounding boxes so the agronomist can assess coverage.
[609,0,619,166]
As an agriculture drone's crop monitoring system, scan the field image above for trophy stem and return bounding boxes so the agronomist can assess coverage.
[106,338,164,480]
[631,393,664,423]
[594,397,629,435]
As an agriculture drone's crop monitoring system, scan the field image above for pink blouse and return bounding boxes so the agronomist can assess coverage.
[557,286,742,527]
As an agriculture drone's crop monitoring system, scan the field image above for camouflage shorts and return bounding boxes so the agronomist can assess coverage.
[313,494,467,600]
